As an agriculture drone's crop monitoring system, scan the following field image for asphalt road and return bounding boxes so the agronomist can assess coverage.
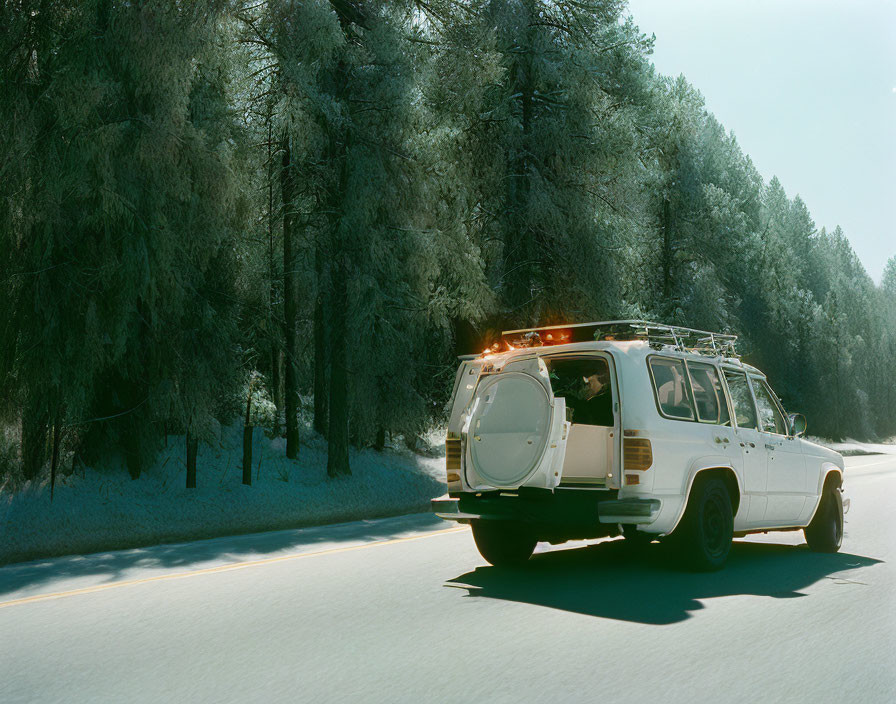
[1,455,894,703]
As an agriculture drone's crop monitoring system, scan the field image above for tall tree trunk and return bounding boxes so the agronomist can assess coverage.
[21,404,47,481]
[271,347,283,434]
[243,388,253,486]
[322,51,352,476]
[50,417,61,501]
[662,196,674,315]
[373,427,386,452]
[281,133,300,459]
[123,425,143,480]
[451,317,478,358]
[327,255,350,477]
[504,17,535,317]
[186,431,198,489]
[313,237,329,437]
[267,110,284,437]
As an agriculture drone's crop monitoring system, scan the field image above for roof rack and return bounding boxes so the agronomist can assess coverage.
[500,320,738,358]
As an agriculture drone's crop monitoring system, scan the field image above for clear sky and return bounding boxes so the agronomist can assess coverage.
[625,0,896,284]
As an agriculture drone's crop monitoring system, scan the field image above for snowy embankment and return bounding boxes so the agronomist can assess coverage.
[805,437,896,457]
[0,423,446,566]
[3,426,890,567]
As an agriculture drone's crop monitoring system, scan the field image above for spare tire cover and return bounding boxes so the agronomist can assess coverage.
[468,372,552,487]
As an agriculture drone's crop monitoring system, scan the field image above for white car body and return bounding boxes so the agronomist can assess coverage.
[433,322,846,545]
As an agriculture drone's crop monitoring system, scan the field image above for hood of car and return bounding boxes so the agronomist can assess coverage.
[801,439,845,469]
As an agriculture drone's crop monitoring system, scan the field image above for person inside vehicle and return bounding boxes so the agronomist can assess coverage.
[568,367,613,426]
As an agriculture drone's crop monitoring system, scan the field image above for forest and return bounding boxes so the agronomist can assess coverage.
[1,0,894,488]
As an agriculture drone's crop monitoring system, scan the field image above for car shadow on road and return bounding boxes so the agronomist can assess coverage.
[445,538,882,625]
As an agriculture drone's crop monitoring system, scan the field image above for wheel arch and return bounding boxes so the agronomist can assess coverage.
[818,464,843,493]
[670,462,742,534]
[805,463,844,525]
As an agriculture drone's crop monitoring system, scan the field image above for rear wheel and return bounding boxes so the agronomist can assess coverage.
[804,486,843,553]
[471,521,536,567]
[674,478,733,571]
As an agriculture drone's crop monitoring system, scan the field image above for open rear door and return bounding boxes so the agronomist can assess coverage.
[462,356,569,490]
[447,358,484,436]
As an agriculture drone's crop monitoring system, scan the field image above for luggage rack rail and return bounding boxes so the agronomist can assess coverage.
[500,319,739,358]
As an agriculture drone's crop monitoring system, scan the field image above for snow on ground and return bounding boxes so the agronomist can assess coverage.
[805,436,896,457]
[0,422,447,566]
[2,421,890,566]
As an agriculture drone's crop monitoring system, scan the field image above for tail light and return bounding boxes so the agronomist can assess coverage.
[624,438,653,471]
[446,435,462,488]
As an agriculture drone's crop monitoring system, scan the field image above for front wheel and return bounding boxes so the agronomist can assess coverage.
[673,478,733,571]
[804,487,843,553]
[471,521,536,567]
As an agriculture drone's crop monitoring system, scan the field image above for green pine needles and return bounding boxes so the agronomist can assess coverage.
[0,0,892,487]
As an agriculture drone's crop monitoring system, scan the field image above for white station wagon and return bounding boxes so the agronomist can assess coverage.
[432,320,847,571]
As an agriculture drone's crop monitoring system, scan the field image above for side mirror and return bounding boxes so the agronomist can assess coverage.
[788,413,807,438]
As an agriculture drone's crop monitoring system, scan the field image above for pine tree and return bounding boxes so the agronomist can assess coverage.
[0,1,244,480]
[425,0,653,329]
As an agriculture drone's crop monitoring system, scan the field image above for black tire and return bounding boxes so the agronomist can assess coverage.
[471,521,537,567]
[804,486,843,553]
[674,477,733,571]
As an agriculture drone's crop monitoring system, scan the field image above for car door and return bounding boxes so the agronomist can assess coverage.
[750,376,807,524]
[446,358,485,490]
[721,368,768,525]
[462,356,569,491]
[685,361,746,521]
[447,358,485,437]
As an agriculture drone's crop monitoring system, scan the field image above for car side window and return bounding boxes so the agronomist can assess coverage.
[687,362,731,425]
[722,369,758,430]
[649,357,695,420]
[751,378,787,435]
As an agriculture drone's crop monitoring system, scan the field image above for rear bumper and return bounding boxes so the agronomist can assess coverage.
[432,496,479,523]
[596,498,661,524]
[431,492,659,526]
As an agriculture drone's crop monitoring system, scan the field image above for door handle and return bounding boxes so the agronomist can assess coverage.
[765,443,775,450]
[748,442,755,448]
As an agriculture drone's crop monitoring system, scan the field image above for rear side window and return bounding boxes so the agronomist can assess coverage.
[687,362,730,425]
[722,369,758,430]
[649,357,695,420]
[751,378,787,435]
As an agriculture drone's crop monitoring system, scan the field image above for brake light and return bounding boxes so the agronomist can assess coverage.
[446,436,462,489]
[446,436,461,470]
[624,438,653,471]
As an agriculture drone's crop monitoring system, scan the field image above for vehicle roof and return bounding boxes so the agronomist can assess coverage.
[474,339,765,376]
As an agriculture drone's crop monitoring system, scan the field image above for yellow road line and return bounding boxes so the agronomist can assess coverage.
[0,526,467,610]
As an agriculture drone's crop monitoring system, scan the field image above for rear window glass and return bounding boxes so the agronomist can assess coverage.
[722,369,758,430]
[546,357,613,427]
[687,362,730,425]
[649,357,695,420]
